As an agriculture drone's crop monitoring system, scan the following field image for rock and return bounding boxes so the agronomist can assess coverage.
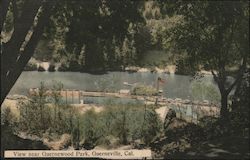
[138,68,150,72]
[125,66,140,72]
[155,67,165,73]
[167,65,176,74]
[39,62,50,71]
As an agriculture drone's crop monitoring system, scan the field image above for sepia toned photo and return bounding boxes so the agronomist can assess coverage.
[1,0,249,159]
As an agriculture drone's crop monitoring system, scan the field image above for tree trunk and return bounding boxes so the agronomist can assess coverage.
[0,0,10,33]
[212,69,230,120]
[1,0,55,105]
[220,91,229,120]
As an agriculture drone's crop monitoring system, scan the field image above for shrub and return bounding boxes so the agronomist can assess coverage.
[81,105,162,147]
[68,61,81,72]
[37,65,46,72]
[19,82,79,136]
[132,85,158,96]
[80,109,100,149]
[198,116,229,140]
[24,62,37,71]
[57,63,68,72]
[48,64,56,72]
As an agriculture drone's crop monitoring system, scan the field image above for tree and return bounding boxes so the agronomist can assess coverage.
[159,1,249,120]
[1,0,56,105]
[61,0,144,71]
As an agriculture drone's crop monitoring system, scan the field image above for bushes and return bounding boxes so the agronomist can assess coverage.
[19,82,79,136]
[79,109,100,149]
[17,82,162,149]
[57,63,68,72]
[75,104,162,149]
[19,82,50,135]
[24,62,37,71]
[230,70,250,136]
[37,65,46,72]
[48,64,56,72]
[19,94,80,141]
[175,59,196,75]
[132,85,158,96]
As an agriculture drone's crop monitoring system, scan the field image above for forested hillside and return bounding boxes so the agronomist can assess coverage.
[2,1,181,72]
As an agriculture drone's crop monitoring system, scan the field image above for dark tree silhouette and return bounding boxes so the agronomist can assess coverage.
[0,0,56,104]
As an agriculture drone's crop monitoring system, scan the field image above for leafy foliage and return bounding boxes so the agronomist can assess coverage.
[157,1,249,119]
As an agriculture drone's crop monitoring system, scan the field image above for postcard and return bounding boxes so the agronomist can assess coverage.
[1,0,249,159]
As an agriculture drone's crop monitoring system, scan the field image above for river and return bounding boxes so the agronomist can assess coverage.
[9,71,219,102]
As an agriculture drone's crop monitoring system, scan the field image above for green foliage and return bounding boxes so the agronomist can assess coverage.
[140,107,162,145]
[16,81,162,149]
[33,39,54,61]
[132,85,158,96]
[48,64,56,72]
[159,1,249,69]
[80,109,100,149]
[37,65,46,72]
[175,58,197,75]
[158,1,249,77]
[19,82,49,135]
[45,0,144,71]
[57,63,68,72]
[157,1,249,119]
[49,81,63,104]
[24,62,37,71]
[1,107,16,127]
[230,70,250,136]
[77,104,162,148]
[18,82,79,137]
[191,81,220,102]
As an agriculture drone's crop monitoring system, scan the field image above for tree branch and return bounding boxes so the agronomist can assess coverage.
[226,57,247,94]
[211,70,219,83]
[0,0,10,33]
[11,0,18,29]
[1,0,56,104]
[1,0,43,79]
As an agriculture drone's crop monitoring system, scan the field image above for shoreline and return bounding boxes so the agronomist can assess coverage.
[24,59,213,75]
[24,64,213,76]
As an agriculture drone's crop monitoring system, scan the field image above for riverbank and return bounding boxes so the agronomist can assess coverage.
[24,59,213,75]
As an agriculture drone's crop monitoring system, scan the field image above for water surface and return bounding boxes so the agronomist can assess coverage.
[10,71,219,101]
